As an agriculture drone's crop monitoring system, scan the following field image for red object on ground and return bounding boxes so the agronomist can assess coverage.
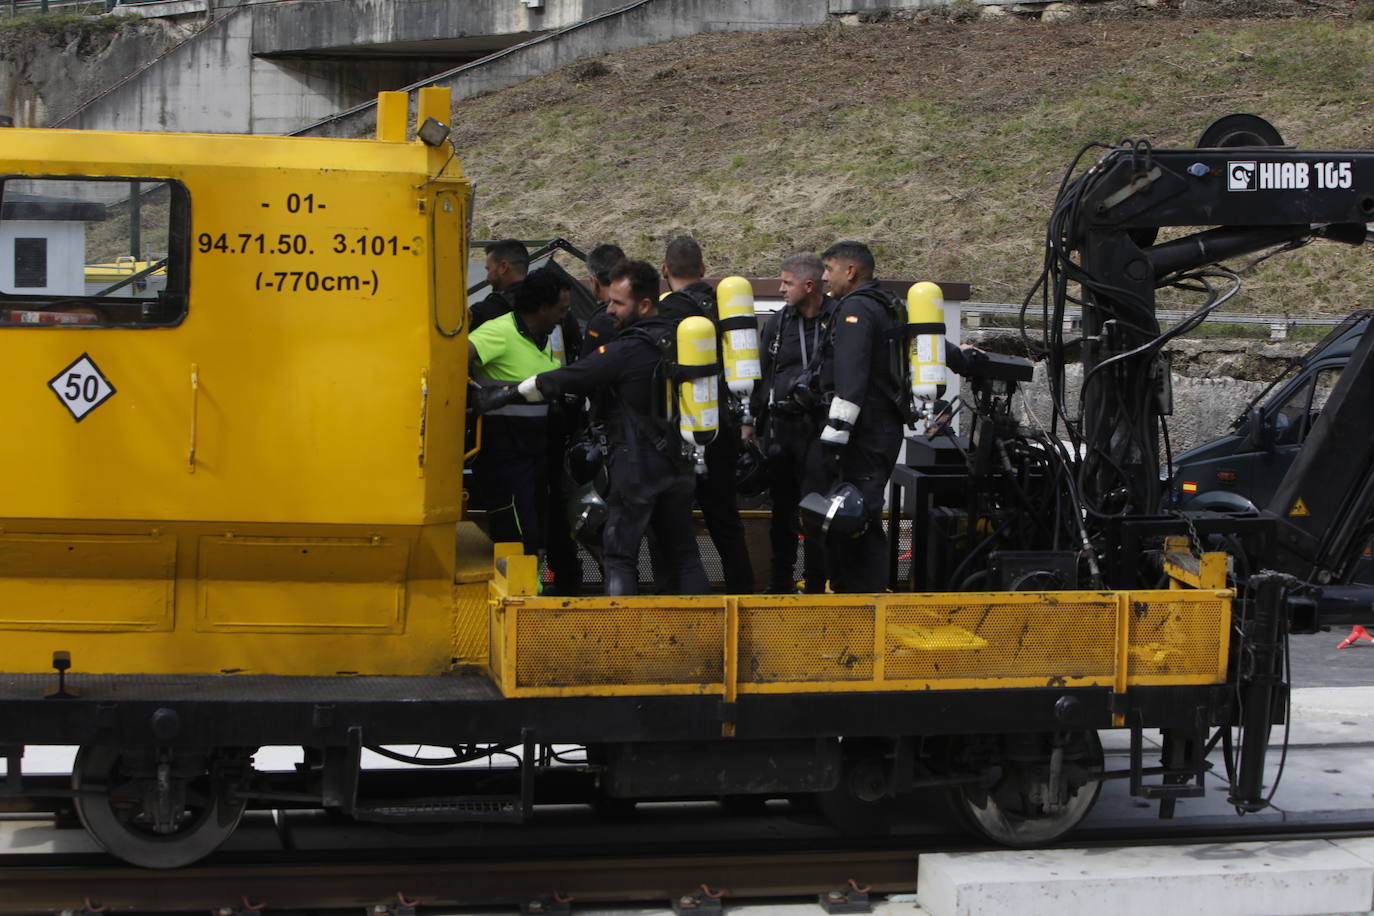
[1336,625,1374,649]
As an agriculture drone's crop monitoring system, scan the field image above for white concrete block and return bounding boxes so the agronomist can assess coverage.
[917,840,1374,916]
[1334,836,1374,867]
[719,902,931,916]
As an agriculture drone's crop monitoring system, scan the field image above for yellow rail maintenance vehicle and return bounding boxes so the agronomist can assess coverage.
[0,99,1352,869]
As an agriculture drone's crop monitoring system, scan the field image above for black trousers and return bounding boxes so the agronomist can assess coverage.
[765,412,827,592]
[472,430,547,558]
[695,426,755,593]
[801,428,901,594]
[602,446,709,597]
[544,404,582,596]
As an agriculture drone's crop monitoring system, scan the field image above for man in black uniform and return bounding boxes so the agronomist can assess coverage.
[743,252,836,594]
[658,236,754,594]
[806,241,906,594]
[580,242,626,358]
[472,259,709,597]
[540,268,585,596]
[470,238,529,331]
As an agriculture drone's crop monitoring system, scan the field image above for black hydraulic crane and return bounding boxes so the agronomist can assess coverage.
[1055,115,1374,810]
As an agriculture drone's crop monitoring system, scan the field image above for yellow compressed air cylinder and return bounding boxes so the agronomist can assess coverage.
[715,275,761,400]
[549,324,568,366]
[676,315,720,469]
[907,281,947,404]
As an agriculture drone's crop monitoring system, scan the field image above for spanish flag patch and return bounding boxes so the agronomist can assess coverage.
[845,315,859,323]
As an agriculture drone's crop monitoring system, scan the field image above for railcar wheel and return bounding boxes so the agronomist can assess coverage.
[72,746,246,869]
[816,744,893,835]
[950,730,1103,847]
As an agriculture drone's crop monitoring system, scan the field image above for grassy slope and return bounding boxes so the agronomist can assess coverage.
[450,14,1374,313]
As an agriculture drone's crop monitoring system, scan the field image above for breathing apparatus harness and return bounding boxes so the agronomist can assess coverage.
[609,322,721,472]
[766,301,835,420]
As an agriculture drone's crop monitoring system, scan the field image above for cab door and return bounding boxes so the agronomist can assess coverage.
[1177,362,1344,510]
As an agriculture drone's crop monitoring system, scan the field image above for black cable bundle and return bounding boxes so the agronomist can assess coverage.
[1019,139,1245,531]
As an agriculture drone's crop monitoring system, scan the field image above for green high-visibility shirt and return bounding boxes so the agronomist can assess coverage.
[469,311,559,382]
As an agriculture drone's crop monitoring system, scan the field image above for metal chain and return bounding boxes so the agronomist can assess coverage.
[1178,509,1203,556]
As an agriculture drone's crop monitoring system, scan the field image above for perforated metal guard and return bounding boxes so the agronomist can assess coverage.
[452,581,490,663]
[885,596,1117,683]
[740,605,876,682]
[514,604,724,688]
[498,590,1230,696]
[1126,591,1229,683]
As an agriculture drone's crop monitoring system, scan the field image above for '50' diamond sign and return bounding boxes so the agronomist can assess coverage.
[49,353,116,421]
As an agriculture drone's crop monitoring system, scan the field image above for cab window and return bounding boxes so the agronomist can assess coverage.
[1273,366,1341,446]
[0,177,189,327]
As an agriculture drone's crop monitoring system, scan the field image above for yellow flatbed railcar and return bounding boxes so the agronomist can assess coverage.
[0,91,1266,868]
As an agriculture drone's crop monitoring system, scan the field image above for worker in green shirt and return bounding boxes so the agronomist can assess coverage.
[468,267,570,558]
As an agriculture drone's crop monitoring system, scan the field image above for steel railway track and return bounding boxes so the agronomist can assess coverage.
[4,805,1374,914]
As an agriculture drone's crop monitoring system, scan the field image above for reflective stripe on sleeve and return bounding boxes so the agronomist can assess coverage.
[820,425,850,445]
[828,396,860,426]
[489,402,550,418]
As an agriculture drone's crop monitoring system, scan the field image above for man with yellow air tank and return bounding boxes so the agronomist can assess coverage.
[658,236,755,594]
[801,241,909,594]
[470,259,709,597]
[467,267,571,563]
[743,252,836,594]
[801,242,976,594]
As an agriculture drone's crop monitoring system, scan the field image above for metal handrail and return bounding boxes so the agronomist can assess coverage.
[963,301,1347,329]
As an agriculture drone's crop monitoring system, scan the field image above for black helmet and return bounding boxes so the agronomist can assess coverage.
[566,437,605,485]
[736,441,769,498]
[567,480,608,549]
[799,482,868,538]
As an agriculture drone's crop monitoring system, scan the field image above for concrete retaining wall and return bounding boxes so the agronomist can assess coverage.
[55,6,447,133]
[251,0,629,57]
[1017,363,1267,455]
[0,18,182,127]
